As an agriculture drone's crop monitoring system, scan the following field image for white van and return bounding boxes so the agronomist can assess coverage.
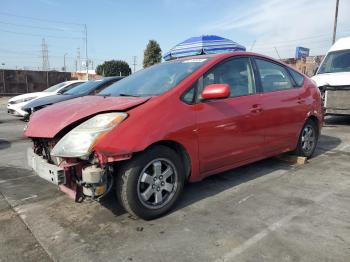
[312,37,350,115]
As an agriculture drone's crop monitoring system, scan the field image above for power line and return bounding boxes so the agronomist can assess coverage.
[0,20,81,32]
[0,11,84,26]
[249,28,350,49]
[0,28,83,40]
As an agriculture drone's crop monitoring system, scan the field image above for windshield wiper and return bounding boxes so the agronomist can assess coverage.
[119,93,141,97]
[97,93,111,97]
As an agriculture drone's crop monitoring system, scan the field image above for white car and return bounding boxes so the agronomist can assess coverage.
[7,80,85,117]
[312,36,350,115]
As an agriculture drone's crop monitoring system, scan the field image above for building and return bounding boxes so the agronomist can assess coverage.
[281,56,324,77]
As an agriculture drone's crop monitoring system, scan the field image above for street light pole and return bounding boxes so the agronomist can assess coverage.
[63,53,68,72]
[332,0,340,44]
[84,24,89,80]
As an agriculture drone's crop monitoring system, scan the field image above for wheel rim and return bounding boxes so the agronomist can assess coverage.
[301,125,316,154]
[137,158,178,209]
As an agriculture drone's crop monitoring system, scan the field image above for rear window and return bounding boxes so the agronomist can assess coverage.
[288,68,305,87]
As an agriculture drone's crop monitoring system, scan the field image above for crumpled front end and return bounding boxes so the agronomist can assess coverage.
[27,138,119,201]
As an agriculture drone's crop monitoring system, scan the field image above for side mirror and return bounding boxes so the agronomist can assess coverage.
[313,67,319,76]
[201,84,230,100]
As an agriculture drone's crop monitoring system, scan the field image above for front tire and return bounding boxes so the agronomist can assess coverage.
[116,145,185,220]
[294,119,319,158]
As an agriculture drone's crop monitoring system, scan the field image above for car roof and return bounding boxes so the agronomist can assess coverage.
[165,51,279,63]
[329,36,350,52]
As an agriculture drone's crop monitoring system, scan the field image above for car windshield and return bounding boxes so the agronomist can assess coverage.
[318,49,350,74]
[64,80,104,95]
[99,58,210,97]
[44,82,67,92]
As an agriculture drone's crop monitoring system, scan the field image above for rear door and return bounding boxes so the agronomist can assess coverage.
[195,57,265,174]
[254,58,308,154]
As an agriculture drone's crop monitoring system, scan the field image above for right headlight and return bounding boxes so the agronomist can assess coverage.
[51,112,128,158]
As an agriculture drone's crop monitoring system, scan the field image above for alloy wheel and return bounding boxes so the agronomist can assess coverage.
[301,125,316,154]
[137,158,178,209]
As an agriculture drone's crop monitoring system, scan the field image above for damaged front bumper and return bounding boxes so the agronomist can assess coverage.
[27,147,113,202]
[27,148,65,185]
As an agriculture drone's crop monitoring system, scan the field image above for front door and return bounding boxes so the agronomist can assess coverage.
[195,57,265,175]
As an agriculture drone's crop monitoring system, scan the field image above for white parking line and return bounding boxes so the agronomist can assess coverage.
[214,179,350,262]
[0,174,35,184]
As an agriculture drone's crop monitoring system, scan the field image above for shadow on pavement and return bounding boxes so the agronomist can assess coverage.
[314,134,342,157]
[100,133,342,218]
[0,139,10,150]
[0,133,342,220]
[325,115,350,126]
[172,133,341,215]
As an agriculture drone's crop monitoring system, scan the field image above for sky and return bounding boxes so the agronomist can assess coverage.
[1,0,350,72]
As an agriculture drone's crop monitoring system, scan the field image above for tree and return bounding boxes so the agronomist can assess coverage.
[95,60,131,76]
[143,40,162,68]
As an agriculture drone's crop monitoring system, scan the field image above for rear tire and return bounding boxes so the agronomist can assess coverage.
[294,119,319,158]
[116,145,185,220]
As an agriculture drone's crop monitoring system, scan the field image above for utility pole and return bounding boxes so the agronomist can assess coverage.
[76,48,80,72]
[132,56,137,73]
[84,24,88,80]
[1,63,5,93]
[332,0,340,44]
[63,53,68,72]
[274,47,281,59]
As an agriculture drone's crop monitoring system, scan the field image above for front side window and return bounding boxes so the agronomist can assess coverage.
[318,49,350,74]
[202,57,255,98]
[256,59,293,92]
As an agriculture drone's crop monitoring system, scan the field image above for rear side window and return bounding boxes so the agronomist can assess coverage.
[288,68,304,87]
[203,57,255,98]
[255,59,294,92]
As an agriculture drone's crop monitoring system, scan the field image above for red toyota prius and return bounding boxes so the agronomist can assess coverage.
[24,52,323,219]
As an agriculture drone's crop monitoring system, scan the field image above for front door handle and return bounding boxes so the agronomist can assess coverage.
[297,97,305,104]
[250,104,263,114]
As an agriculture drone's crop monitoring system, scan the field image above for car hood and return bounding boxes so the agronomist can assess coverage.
[22,94,78,110]
[24,96,150,138]
[312,72,350,87]
[8,92,55,102]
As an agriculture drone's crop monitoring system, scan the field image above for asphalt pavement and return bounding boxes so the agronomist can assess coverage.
[0,96,350,262]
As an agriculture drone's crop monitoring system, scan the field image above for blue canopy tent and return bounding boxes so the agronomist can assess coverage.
[163,35,246,61]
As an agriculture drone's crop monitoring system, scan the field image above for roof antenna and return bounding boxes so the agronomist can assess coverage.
[250,40,256,51]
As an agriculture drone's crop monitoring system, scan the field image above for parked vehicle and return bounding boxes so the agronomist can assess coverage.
[22,77,123,119]
[24,52,323,219]
[7,80,85,117]
[312,36,350,115]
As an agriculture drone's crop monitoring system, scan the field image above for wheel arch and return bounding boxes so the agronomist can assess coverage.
[307,115,320,135]
[145,140,192,181]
